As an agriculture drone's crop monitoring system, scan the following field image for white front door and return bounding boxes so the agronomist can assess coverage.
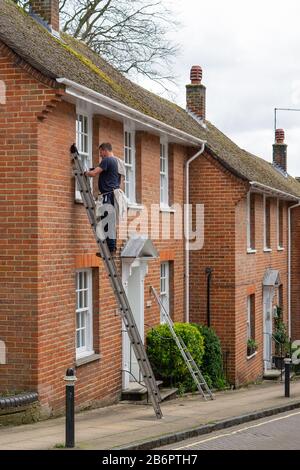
[122,260,147,389]
[263,286,274,370]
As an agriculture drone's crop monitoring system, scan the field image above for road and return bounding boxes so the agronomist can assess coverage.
[157,410,300,450]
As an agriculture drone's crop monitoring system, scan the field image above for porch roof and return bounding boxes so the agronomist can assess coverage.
[121,236,158,260]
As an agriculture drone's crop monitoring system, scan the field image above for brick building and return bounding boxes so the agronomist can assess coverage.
[0,0,300,417]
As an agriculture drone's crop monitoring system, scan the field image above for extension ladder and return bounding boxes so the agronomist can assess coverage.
[71,146,163,419]
[150,286,214,400]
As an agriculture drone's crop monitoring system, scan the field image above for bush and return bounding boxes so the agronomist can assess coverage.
[146,323,205,393]
[192,324,227,390]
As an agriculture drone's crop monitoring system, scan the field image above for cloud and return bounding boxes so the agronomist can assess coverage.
[141,0,300,176]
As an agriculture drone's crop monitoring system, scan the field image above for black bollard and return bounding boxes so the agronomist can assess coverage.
[64,368,77,448]
[284,357,292,398]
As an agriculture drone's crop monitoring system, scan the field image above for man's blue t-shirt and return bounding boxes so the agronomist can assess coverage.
[98,156,121,194]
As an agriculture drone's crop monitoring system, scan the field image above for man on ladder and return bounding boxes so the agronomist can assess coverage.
[84,142,125,253]
[70,143,163,418]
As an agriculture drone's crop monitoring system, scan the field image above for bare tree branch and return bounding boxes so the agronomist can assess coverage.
[14,0,179,89]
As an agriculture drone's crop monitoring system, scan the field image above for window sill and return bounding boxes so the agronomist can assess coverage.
[277,246,284,251]
[128,203,144,211]
[160,205,176,213]
[247,351,257,360]
[76,353,101,367]
[75,198,84,204]
[247,248,257,254]
[263,248,272,252]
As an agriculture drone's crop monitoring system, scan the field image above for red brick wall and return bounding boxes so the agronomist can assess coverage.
[0,42,64,394]
[30,0,60,31]
[131,133,186,331]
[36,109,124,414]
[235,194,289,386]
[291,206,300,340]
[189,150,290,386]
[0,42,187,414]
[189,151,247,383]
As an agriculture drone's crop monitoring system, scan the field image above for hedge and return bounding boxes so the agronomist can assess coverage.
[192,324,226,389]
[146,323,204,393]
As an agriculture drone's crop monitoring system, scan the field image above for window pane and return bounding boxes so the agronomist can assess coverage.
[83,134,88,154]
[80,328,85,348]
[124,130,135,203]
[83,290,88,308]
[76,270,93,355]
[80,132,84,153]
[127,148,132,165]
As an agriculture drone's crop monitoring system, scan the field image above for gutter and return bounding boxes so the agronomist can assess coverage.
[288,201,300,338]
[56,78,206,147]
[249,181,299,201]
[185,144,206,322]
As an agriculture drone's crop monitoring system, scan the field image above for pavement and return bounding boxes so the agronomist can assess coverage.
[0,380,300,450]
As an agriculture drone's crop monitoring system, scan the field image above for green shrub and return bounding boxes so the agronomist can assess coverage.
[146,323,204,392]
[192,324,227,390]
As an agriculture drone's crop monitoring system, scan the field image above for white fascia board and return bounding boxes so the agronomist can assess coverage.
[57,78,206,147]
[250,181,300,202]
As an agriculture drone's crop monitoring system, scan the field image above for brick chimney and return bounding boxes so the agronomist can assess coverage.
[186,65,206,122]
[273,129,287,172]
[29,0,59,32]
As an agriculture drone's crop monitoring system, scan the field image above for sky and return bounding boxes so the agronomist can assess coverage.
[141,0,300,177]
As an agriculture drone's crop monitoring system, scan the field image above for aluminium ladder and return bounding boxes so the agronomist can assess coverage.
[70,146,163,419]
[150,286,214,401]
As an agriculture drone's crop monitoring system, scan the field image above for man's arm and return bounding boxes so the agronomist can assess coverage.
[85,167,102,177]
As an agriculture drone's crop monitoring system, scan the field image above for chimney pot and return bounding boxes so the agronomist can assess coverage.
[275,128,285,144]
[190,65,202,85]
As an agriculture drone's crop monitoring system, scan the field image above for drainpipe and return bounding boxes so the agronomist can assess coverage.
[185,143,206,322]
[288,200,300,338]
[205,267,213,327]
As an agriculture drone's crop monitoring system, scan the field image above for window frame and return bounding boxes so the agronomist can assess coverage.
[75,269,94,359]
[277,198,284,249]
[160,138,169,207]
[247,294,255,341]
[160,262,170,324]
[75,112,93,202]
[124,127,136,203]
[263,194,271,251]
[247,191,256,252]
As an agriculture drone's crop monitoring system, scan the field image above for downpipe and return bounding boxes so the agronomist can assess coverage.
[185,142,206,322]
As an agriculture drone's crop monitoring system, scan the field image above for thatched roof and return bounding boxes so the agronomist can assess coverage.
[1,0,300,197]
